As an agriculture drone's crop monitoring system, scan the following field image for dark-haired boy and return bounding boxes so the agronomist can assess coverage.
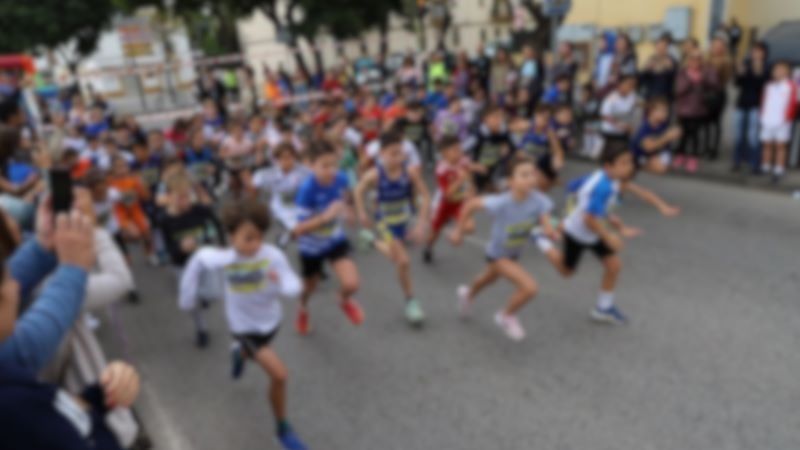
[179,198,308,450]
[535,142,642,325]
[291,140,364,335]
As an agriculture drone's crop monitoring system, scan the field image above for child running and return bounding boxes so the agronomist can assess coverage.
[179,198,308,450]
[108,155,157,264]
[450,156,556,341]
[354,132,431,326]
[251,142,311,248]
[423,135,475,263]
[160,173,225,348]
[534,141,645,325]
[291,140,364,335]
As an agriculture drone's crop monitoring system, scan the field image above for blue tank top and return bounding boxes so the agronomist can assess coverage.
[375,164,413,226]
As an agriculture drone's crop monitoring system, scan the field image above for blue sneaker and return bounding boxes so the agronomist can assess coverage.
[230,343,246,380]
[590,305,628,325]
[277,425,308,450]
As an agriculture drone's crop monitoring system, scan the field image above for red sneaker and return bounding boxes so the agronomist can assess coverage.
[296,308,311,335]
[340,298,365,326]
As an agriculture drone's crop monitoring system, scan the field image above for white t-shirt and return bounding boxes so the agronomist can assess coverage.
[600,91,638,135]
[760,79,796,128]
[564,170,620,244]
[365,139,422,167]
[252,165,311,207]
[179,244,301,334]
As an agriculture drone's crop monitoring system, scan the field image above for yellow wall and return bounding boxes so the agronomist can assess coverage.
[567,0,709,37]
[564,0,711,71]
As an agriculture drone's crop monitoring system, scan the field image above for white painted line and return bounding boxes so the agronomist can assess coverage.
[136,382,194,450]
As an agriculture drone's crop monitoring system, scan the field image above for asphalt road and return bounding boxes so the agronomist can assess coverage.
[96,161,800,450]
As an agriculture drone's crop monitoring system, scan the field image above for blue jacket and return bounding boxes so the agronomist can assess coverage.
[0,239,88,372]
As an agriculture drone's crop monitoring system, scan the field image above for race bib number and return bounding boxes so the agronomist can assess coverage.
[504,220,535,249]
[378,200,411,226]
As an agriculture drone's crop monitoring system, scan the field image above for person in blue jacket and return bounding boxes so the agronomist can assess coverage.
[0,194,141,450]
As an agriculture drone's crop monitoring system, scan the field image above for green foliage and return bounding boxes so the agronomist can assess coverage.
[0,0,116,55]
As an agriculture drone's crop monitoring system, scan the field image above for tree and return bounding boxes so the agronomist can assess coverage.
[0,0,116,71]
[518,0,565,51]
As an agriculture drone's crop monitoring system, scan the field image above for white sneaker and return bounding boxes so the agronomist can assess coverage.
[494,311,526,341]
[456,285,473,318]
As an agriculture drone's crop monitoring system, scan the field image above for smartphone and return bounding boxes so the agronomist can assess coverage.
[49,169,73,213]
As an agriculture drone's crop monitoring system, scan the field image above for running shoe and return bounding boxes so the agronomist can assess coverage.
[494,311,526,341]
[195,330,209,348]
[422,248,433,264]
[276,425,308,450]
[230,342,246,380]
[590,305,629,325]
[456,285,473,318]
[296,308,311,335]
[340,298,365,325]
[357,229,376,250]
[404,298,425,325]
[127,290,140,304]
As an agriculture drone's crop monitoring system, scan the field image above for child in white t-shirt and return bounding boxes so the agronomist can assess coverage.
[179,199,307,450]
[760,61,797,181]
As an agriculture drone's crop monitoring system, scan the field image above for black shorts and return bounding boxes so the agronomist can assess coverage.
[564,232,614,271]
[234,328,279,358]
[299,240,351,279]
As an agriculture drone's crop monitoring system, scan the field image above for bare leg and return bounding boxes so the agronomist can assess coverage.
[331,257,360,301]
[493,258,538,315]
[389,240,413,299]
[775,142,788,170]
[468,263,499,299]
[300,275,319,309]
[600,254,622,292]
[253,346,288,422]
[543,248,574,278]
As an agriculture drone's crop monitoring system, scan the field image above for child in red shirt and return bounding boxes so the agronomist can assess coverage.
[424,135,475,263]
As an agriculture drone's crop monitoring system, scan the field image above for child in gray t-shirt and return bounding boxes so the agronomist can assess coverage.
[450,156,557,342]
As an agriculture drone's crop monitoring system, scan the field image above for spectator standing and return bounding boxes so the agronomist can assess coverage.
[674,51,719,173]
[728,18,743,57]
[593,32,616,96]
[704,35,734,160]
[760,61,797,182]
[732,42,769,173]
[488,48,515,104]
[519,45,543,102]
[611,33,638,82]
[550,42,579,85]
[640,34,678,101]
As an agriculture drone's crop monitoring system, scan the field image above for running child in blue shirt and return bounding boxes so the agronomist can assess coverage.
[291,140,364,335]
[450,156,557,341]
[534,141,672,325]
[354,131,431,326]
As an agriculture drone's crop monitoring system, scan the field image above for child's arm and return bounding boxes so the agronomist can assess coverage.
[450,196,484,245]
[641,127,682,154]
[584,213,624,251]
[179,247,231,311]
[622,181,680,217]
[607,214,642,239]
[353,168,378,228]
[409,169,431,240]
[547,128,566,171]
[267,248,302,299]
[135,177,150,202]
